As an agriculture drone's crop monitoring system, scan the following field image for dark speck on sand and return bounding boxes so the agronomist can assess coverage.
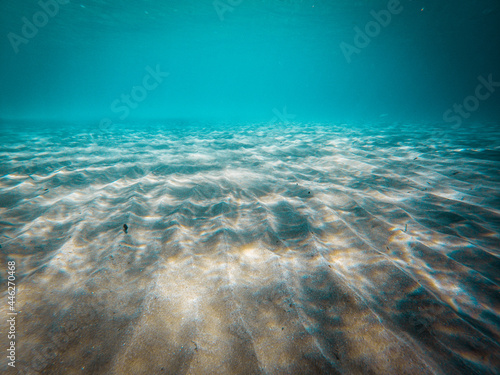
[123,224,128,233]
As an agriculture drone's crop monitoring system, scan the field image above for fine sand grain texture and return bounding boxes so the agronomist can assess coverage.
[0,122,499,374]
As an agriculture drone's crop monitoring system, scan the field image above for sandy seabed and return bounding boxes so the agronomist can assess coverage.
[0,122,499,374]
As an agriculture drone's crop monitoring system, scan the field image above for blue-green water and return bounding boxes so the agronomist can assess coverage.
[1,1,500,374]
[1,0,500,123]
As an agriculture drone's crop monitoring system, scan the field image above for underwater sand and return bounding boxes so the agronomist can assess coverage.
[0,122,499,374]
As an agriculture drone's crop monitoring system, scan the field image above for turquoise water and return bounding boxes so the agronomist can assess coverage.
[1,0,500,123]
[1,1,500,374]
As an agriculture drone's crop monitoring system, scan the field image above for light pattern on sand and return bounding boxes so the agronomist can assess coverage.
[0,122,499,374]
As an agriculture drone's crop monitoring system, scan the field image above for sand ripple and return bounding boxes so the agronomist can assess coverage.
[0,122,499,374]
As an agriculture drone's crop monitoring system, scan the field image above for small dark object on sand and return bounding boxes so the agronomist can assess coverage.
[452,171,460,175]
[405,224,407,232]
[414,157,418,160]
[123,224,128,233]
